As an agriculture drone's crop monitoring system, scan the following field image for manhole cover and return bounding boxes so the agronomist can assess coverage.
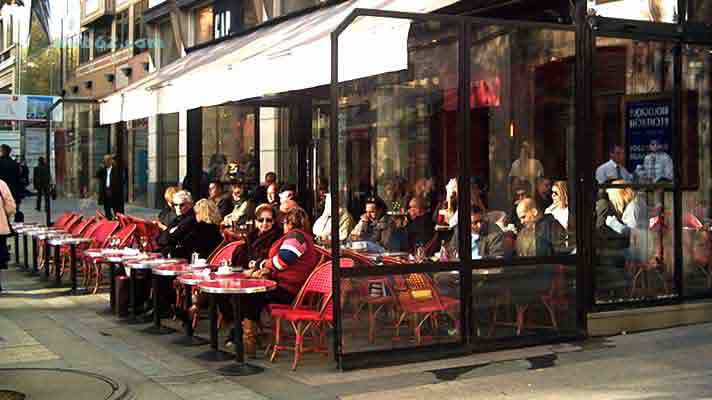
[0,390,26,400]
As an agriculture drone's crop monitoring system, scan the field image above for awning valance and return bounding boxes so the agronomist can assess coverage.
[100,0,457,125]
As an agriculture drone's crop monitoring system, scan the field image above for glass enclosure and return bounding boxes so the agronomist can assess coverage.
[202,104,258,185]
[333,14,579,362]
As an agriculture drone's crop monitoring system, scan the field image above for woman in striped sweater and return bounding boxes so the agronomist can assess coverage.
[240,206,321,355]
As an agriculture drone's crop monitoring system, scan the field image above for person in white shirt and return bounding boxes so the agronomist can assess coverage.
[595,144,632,184]
[640,140,674,183]
[544,180,569,230]
[95,154,125,220]
[508,141,544,183]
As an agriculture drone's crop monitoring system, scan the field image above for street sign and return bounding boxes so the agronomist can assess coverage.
[0,95,62,122]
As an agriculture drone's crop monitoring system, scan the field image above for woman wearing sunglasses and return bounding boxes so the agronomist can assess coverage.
[232,203,282,269]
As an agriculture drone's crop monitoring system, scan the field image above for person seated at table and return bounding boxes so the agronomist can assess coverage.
[509,178,532,231]
[545,180,569,230]
[222,182,254,227]
[181,199,224,259]
[155,186,180,231]
[400,196,434,251]
[157,190,197,258]
[534,176,553,212]
[382,178,408,212]
[349,197,392,252]
[515,197,567,257]
[448,206,510,260]
[208,180,233,219]
[432,178,458,228]
[605,180,648,264]
[232,203,283,268]
[266,182,280,209]
[312,194,354,243]
[239,207,321,356]
[277,199,298,225]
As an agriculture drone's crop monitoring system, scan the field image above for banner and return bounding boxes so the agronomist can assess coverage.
[624,95,672,173]
[0,94,62,122]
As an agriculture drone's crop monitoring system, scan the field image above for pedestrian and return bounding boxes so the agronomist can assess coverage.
[33,157,51,211]
[0,177,16,293]
[0,145,22,222]
[95,154,125,220]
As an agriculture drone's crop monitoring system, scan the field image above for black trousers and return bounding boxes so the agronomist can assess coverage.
[103,190,125,220]
[36,187,48,211]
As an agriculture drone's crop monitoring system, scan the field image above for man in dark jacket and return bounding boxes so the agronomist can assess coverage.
[208,181,233,219]
[33,157,51,211]
[95,154,125,219]
[515,198,566,257]
[448,206,511,260]
[0,145,22,221]
[402,196,434,251]
[157,190,197,258]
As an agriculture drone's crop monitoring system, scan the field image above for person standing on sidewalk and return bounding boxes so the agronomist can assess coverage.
[0,177,16,292]
[95,154,125,220]
[33,157,51,212]
[0,145,22,222]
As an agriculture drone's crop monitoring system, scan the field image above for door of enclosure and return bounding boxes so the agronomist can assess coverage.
[588,16,712,309]
[331,11,581,369]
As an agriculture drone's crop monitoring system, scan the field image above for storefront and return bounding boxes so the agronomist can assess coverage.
[99,0,712,369]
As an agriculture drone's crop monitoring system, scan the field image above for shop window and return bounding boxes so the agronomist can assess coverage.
[133,0,149,54]
[93,20,112,58]
[159,19,179,66]
[202,104,258,186]
[158,113,180,188]
[79,30,90,63]
[263,0,323,19]
[194,5,214,45]
[130,119,149,207]
[116,9,129,50]
[592,38,677,304]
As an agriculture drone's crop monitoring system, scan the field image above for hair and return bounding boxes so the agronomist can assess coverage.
[103,154,113,163]
[172,190,193,205]
[608,143,623,155]
[210,180,223,189]
[471,205,484,216]
[194,199,221,224]
[606,179,635,215]
[512,178,532,197]
[265,171,276,179]
[409,195,426,210]
[284,206,311,232]
[163,186,180,204]
[517,197,537,216]
[553,180,569,208]
[255,203,275,219]
[0,144,11,155]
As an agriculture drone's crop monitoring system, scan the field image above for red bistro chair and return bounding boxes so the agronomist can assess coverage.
[80,221,121,293]
[52,217,96,278]
[207,240,244,266]
[269,261,334,370]
[88,224,137,293]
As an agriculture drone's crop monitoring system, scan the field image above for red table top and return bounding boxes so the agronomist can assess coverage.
[199,278,276,294]
[177,272,245,286]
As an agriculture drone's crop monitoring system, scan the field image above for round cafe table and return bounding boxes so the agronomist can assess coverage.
[188,272,244,360]
[146,262,196,335]
[199,278,277,376]
[47,237,94,294]
[168,266,221,346]
[124,258,184,324]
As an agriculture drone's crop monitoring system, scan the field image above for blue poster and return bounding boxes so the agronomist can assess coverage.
[625,98,672,173]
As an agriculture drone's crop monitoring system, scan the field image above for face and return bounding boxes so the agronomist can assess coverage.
[265,173,276,185]
[552,185,562,205]
[517,205,538,226]
[514,189,527,204]
[537,179,552,196]
[209,183,221,199]
[650,141,660,152]
[267,185,277,201]
[104,157,112,168]
[174,200,191,216]
[610,146,625,165]
[232,186,243,201]
[471,213,484,235]
[255,210,274,234]
[365,203,378,220]
[407,199,425,220]
[283,220,293,234]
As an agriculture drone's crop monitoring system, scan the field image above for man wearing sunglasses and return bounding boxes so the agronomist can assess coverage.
[157,190,197,258]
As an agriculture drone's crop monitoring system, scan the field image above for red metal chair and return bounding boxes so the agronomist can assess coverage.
[115,213,131,228]
[88,224,137,293]
[38,214,82,274]
[540,265,570,331]
[53,217,96,278]
[95,210,106,220]
[393,273,460,345]
[129,217,162,252]
[269,262,334,370]
[79,221,121,293]
[207,240,244,265]
[52,212,76,229]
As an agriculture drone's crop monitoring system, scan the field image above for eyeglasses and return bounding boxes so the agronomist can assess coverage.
[552,191,560,196]
[173,202,186,207]
[256,218,273,223]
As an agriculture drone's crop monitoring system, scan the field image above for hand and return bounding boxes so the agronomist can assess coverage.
[245,268,257,277]
[254,269,272,279]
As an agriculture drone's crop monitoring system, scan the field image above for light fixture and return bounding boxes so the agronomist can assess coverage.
[509,121,514,138]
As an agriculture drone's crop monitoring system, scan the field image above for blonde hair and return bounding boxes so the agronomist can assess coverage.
[553,180,569,208]
[194,199,222,225]
[606,179,635,215]
[163,186,180,204]
[255,203,275,219]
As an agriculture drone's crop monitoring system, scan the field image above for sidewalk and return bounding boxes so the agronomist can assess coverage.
[3,263,712,399]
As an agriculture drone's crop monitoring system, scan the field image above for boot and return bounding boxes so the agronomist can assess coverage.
[242,319,257,358]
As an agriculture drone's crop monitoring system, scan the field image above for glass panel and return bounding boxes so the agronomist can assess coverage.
[313,103,330,217]
[470,25,576,260]
[592,37,677,303]
[194,5,214,46]
[682,45,712,296]
[689,0,712,23]
[588,0,678,23]
[131,119,149,207]
[473,264,577,339]
[133,0,149,54]
[340,271,461,354]
[159,20,179,66]
[93,20,112,58]
[337,18,461,262]
[202,104,258,185]
[158,113,180,192]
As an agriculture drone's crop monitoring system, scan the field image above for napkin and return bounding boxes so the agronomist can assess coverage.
[217,266,231,274]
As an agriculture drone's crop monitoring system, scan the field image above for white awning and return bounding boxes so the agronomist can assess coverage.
[100,0,457,125]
